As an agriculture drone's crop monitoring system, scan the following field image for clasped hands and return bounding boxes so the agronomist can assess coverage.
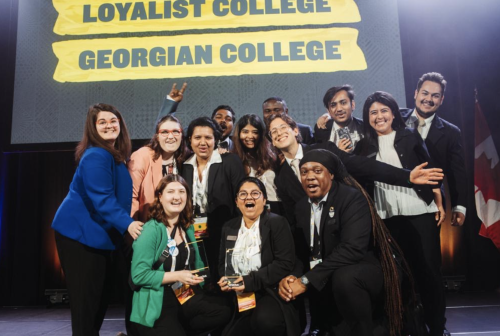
[278,275,307,302]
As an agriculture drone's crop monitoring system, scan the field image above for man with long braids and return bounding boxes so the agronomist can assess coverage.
[278,149,406,336]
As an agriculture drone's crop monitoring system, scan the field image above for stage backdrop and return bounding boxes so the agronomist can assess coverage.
[10,0,406,145]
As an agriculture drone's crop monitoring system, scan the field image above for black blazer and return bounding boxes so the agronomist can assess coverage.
[313,117,364,144]
[274,142,413,228]
[354,128,436,204]
[292,181,379,291]
[297,122,315,145]
[400,108,467,208]
[181,153,245,230]
[218,212,295,293]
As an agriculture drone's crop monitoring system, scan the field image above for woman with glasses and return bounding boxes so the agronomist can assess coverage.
[217,177,298,336]
[130,174,231,336]
[232,114,282,214]
[52,103,144,336]
[181,116,246,282]
[128,83,188,222]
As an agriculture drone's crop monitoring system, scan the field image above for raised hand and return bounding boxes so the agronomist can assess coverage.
[168,82,187,102]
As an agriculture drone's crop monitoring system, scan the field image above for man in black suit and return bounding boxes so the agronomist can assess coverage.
[212,105,236,151]
[262,97,315,144]
[277,149,385,336]
[314,85,363,153]
[401,72,467,227]
[268,113,444,227]
[400,72,467,336]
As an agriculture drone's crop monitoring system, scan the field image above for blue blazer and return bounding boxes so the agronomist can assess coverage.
[52,147,133,250]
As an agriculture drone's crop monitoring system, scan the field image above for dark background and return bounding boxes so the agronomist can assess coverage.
[1,0,500,305]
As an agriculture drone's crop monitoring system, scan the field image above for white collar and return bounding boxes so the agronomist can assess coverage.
[285,144,304,166]
[308,192,329,206]
[410,109,436,125]
[184,149,223,167]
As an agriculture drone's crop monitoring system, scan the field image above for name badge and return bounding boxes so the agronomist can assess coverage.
[237,292,256,312]
[172,281,195,305]
[227,235,237,241]
[194,217,208,239]
[310,259,322,270]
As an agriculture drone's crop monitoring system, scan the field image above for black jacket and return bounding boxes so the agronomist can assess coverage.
[274,142,413,227]
[313,117,364,145]
[292,181,379,291]
[297,122,315,145]
[400,108,467,208]
[353,128,436,205]
[218,212,295,292]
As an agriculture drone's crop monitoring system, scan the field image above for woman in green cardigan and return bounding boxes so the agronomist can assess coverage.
[130,174,231,335]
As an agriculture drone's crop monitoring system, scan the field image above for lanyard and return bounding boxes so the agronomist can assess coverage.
[166,225,190,273]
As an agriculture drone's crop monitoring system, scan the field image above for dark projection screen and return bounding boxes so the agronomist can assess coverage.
[9,0,406,146]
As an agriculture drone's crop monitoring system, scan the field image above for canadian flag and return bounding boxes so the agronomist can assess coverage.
[475,100,500,250]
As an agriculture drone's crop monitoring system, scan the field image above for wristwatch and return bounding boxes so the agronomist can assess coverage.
[300,275,310,287]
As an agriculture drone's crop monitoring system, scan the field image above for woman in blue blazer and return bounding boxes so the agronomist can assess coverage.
[52,103,143,336]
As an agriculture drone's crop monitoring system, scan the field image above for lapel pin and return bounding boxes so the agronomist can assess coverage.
[329,207,335,218]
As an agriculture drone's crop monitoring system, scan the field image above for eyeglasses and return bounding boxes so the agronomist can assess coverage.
[237,190,263,200]
[268,124,290,138]
[158,129,182,137]
[96,119,120,128]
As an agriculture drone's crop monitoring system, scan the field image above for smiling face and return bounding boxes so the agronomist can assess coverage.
[368,102,395,136]
[262,100,288,122]
[190,126,215,161]
[327,90,355,127]
[236,182,266,223]
[239,123,259,149]
[414,80,444,118]
[269,117,299,151]
[213,109,234,138]
[96,111,120,145]
[300,162,333,203]
[157,120,182,155]
[160,181,187,217]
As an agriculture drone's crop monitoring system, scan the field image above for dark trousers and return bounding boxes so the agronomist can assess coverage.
[55,232,112,336]
[132,288,231,336]
[385,213,446,336]
[309,262,384,336]
[225,292,286,336]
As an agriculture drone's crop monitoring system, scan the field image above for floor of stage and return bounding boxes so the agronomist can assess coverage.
[1,291,499,336]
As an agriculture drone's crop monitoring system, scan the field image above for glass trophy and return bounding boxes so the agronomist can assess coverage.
[225,248,245,287]
[187,240,210,281]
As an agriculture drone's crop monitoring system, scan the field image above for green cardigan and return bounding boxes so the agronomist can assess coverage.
[130,219,202,327]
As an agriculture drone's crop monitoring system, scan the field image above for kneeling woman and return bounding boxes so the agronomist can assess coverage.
[218,177,298,336]
[130,175,231,335]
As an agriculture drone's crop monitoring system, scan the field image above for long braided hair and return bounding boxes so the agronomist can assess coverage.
[330,154,413,336]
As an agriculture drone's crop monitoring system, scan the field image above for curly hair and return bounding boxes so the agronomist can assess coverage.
[148,174,194,229]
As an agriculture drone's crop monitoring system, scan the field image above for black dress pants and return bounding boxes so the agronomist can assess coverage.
[384,213,446,336]
[55,232,112,336]
[225,291,287,336]
[132,288,231,336]
[309,261,384,336]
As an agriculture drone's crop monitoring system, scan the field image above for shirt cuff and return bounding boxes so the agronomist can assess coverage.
[166,95,175,101]
[452,206,466,216]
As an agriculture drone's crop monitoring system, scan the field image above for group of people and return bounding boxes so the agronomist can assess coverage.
[52,72,467,336]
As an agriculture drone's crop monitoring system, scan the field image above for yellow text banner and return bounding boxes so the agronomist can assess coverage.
[53,0,360,35]
[52,27,367,83]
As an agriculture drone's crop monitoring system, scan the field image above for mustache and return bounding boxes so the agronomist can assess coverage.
[421,100,435,106]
